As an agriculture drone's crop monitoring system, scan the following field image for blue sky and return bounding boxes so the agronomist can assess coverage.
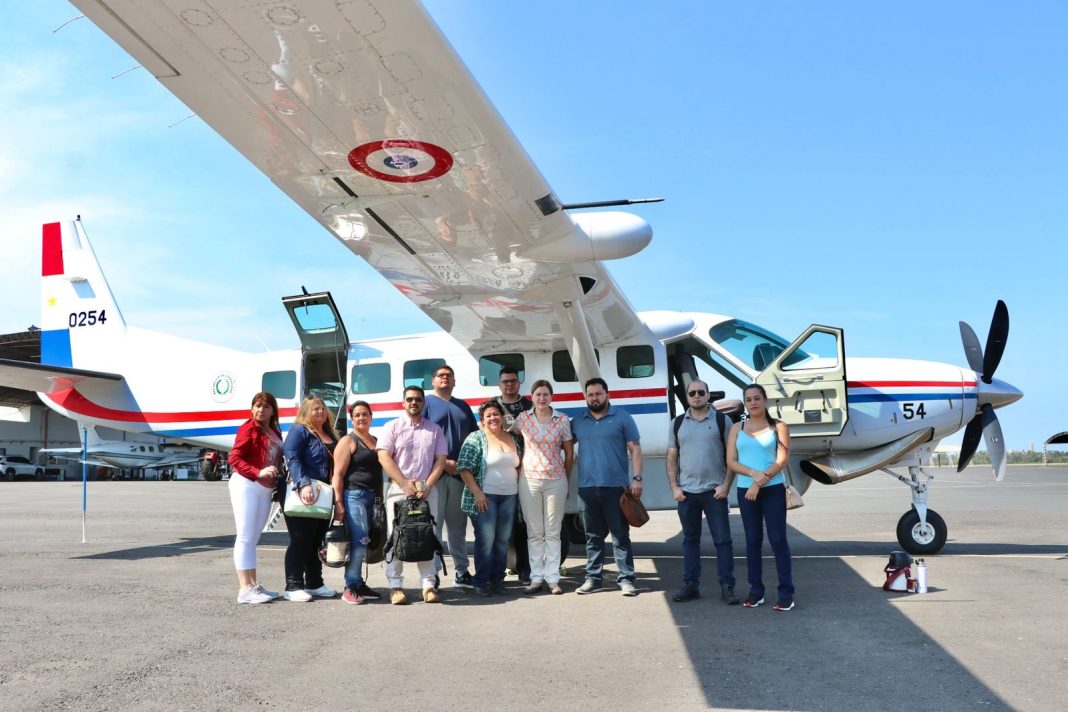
[1,1,1063,451]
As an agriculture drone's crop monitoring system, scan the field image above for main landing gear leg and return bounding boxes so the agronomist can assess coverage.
[880,465,948,555]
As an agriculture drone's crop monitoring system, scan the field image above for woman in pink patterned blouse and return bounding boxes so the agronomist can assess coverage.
[512,379,574,594]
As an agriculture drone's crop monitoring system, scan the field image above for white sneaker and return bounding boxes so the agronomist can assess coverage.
[305,585,337,599]
[237,585,272,605]
[252,582,280,600]
[284,589,313,602]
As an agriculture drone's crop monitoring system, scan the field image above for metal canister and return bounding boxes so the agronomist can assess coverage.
[915,558,928,593]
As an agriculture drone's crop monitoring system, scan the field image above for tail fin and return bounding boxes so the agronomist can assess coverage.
[40,219,127,369]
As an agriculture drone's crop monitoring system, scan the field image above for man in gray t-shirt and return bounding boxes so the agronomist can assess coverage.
[665,379,738,604]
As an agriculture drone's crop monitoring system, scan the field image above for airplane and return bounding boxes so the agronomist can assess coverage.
[0,0,1021,555]
[40,422,201,471]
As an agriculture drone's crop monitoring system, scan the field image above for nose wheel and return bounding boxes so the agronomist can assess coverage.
[896,507,947,555]
[882,464,949,555]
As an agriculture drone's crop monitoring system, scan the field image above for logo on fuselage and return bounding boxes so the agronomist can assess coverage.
[211,373,235,403]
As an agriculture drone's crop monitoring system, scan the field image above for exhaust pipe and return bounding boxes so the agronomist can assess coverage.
[801,428,935,485]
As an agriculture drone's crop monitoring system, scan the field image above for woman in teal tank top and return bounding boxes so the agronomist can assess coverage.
[725,384,795,611]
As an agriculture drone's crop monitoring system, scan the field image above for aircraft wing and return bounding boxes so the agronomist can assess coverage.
[0,358,123,395]
[39,449,116,469]
[70,0,654,355]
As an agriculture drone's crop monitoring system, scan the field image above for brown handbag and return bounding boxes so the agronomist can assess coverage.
[619,488,650,527]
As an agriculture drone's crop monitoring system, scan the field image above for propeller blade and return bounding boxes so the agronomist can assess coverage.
[980,403,1007,481]
[959,321,984,374]
[981,300,1009,383]
[957,413,983,472]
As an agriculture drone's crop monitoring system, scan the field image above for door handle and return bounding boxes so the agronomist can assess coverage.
[782,374,824,384]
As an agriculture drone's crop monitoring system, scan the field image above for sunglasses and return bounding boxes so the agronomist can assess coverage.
[404,397,425,403]
[688,390,707,397]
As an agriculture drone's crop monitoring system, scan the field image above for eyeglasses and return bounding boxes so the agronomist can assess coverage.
[688,390,707,397]
[404,397,425,403]
[434,373,453,379]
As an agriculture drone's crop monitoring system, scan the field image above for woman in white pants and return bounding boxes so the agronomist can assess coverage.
[512,380,574,595]
[228,392,284,604]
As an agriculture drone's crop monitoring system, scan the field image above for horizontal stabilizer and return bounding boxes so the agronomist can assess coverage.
[0,358,123,395]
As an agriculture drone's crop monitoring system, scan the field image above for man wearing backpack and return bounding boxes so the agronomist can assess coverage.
[666,379,739,605]
[378,385,448,605]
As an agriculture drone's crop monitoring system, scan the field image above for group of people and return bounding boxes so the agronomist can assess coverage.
[226,366,796,611]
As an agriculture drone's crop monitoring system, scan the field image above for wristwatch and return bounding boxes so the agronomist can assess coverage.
[632,475,643,482]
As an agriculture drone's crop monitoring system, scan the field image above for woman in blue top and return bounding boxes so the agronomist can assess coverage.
[282,396,339,602]
[725,384,795,611]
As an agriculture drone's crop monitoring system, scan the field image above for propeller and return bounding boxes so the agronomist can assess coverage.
[957,300,1011,480]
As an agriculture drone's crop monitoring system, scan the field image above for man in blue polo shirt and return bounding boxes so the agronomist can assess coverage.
[570,377,644,597]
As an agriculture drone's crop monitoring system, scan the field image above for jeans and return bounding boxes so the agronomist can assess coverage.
[435,475,471,575]
[283,512,328,591]
[579,486,635,584]
[518,476,568,584]
[736,483,794,599]
[472,493,517,587]
[343,487,376,590]
[678,489,735,589]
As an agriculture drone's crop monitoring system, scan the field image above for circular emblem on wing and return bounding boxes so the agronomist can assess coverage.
[348,139,453,183]
[211,373,235,403]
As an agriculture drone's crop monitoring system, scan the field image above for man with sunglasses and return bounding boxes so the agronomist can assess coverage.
[424,364,478,589]
[666,379,739,605]
[377,385,448,604]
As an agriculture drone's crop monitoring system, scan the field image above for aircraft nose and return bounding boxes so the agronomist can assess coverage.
[977,377,1023,410]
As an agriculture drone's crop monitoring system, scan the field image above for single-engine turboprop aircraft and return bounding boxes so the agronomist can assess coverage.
[0,1,1022,554]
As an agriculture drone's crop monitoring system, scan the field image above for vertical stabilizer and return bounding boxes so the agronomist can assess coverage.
[40,219,127,369]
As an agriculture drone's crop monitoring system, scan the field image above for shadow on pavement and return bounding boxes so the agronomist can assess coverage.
[640,522,1014,711]
[72,532,289,560]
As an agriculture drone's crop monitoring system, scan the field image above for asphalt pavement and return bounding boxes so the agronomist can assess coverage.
[1,465,1065,711]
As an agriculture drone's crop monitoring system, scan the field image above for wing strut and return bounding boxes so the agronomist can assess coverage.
[553,300,601,385]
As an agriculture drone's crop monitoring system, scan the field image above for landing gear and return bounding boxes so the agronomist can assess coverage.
[881,464,949,555]
[896,508,947,555]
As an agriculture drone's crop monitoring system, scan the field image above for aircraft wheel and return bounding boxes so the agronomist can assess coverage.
[559,513,585,563]
[896,508,947,555]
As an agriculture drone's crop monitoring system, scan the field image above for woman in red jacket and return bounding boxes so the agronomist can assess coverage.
[228,391,284,604]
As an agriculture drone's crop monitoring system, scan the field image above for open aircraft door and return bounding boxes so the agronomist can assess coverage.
[755,325,848,438]
[282,292,350,432]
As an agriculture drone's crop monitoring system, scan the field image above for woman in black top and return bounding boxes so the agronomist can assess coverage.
[332,401,384,604]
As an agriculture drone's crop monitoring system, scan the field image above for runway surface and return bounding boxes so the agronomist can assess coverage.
[1,465,1065,711]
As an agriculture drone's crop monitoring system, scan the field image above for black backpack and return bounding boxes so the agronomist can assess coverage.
[385,496,447,573]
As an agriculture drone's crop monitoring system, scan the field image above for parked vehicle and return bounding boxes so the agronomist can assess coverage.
[1,455,45,481]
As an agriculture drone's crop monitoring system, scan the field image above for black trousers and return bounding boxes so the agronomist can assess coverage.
[283,513,329,591]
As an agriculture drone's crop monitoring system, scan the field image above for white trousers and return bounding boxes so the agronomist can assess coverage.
[228,474,273,571]
[385,483,440,590]
[518,477,568,584]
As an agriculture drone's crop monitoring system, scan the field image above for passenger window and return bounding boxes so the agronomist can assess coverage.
[404,358,446,389]
[617,345,655,379]
[262,370,297,400]
[479,354,525,386]
[351,363,391,394]
[552,349,599,382]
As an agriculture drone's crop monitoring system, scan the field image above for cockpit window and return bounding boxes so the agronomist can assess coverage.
[708,319,796,373]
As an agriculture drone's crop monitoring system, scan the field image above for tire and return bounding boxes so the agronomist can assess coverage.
[34,469,44,481]
[4,468,14,482]
[559,513,586,563]
[896,508,947,555]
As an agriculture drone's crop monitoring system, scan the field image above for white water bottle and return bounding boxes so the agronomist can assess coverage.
[915,559,928,593]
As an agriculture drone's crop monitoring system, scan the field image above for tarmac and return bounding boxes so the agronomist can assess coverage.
[1,465,1065,711]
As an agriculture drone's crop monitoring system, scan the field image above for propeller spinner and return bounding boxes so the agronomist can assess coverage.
[956,300,1020,480]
